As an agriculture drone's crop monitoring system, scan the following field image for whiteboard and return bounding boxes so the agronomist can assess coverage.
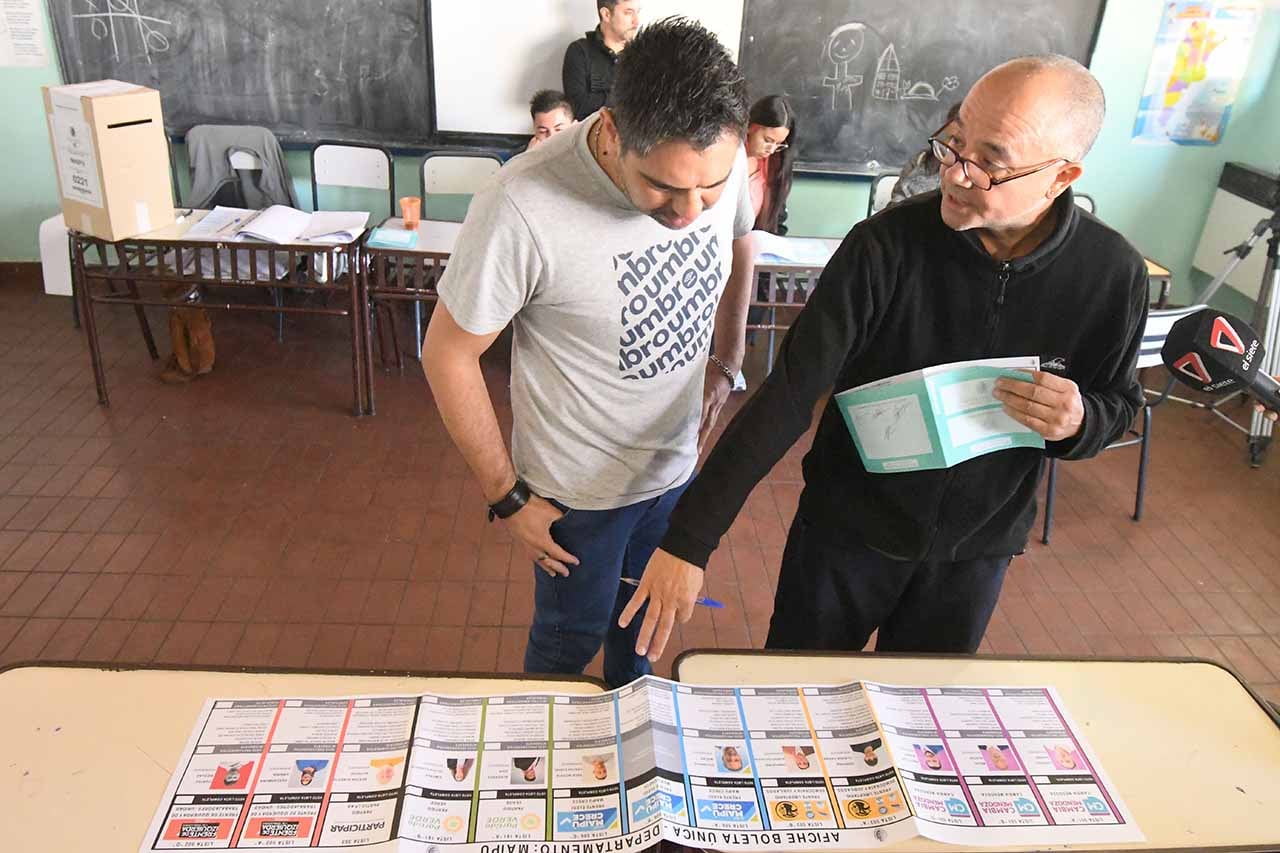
[431,0,745,135]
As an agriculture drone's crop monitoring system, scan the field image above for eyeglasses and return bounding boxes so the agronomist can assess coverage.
[927,127,1067,191]
[767,142,789,151]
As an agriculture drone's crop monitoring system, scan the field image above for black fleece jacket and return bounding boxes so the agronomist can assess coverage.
[661,190,1148,566]
[562,28,619,121]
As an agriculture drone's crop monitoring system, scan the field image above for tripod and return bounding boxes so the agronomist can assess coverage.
[1179,196,1280,468]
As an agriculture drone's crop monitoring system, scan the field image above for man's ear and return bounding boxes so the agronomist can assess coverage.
[1047,162,1083,201]
[598,108,621,150]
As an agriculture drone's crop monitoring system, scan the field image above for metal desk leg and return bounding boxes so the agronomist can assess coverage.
[273,287,285,343]
[126,279,160,360]
[73,244,110,406]
[766,306,777,374]
[349,271,364,418]
[69,238,81,330]
[364,295,378,417]
[414,301,423,361]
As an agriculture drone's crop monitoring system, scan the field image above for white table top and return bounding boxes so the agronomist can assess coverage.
[675,651,1280,851]
[372,217,465,255]
[1,664,602,853]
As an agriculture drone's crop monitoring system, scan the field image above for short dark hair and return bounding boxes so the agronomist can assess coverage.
[608,16,748,156]
[597,0,619,14]
[530,89,572,120]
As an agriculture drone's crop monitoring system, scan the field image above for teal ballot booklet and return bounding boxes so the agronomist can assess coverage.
[835,356,1044,473]
[366,226,419,250]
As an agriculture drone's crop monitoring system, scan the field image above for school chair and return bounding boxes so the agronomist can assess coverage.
[406,150,504,357]
[867,172,900,218]
[309,141,396,218]
[183,125,300,342]
[1040,303,1208,544]
[308,141,398,368]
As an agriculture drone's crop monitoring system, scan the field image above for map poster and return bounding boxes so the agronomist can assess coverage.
[1132,1,1264,145]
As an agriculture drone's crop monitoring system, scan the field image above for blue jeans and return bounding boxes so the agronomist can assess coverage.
[524,481,689,688]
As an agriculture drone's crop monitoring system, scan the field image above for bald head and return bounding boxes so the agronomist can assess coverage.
[973,54,1105,161]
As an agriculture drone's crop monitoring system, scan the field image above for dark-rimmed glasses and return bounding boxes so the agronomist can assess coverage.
[927,126,1068,191]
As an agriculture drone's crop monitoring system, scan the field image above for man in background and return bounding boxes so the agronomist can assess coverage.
[562,0,641,120]
[527,90,576,151]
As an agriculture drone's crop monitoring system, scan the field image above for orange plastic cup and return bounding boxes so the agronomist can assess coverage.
[399,196,422,230]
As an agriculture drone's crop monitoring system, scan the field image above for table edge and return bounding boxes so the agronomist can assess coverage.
[0,659,608,690]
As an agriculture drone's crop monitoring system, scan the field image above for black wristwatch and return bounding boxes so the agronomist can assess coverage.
[488,478,532,522]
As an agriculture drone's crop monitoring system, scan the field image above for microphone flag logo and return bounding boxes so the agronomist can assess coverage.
[1172,352,1212,385]
[1210,316,1246,355]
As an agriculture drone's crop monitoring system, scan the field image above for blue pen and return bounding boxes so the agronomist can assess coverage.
[619,576,724,609]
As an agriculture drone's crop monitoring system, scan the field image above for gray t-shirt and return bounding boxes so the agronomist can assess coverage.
[436,117,755,510]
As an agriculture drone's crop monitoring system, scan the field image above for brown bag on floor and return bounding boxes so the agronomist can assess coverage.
[160,307,215,383]
[182,307,215,374]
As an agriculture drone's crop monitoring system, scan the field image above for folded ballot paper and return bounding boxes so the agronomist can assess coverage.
[835,356,1044,473]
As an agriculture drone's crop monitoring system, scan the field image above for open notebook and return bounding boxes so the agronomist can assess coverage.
[175,206,368,283]
[186,206,369,244]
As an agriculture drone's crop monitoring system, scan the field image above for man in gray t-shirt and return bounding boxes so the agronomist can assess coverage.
[424,19,755,687]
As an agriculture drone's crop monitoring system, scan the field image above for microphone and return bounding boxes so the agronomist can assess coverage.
[1161,309,1280,407]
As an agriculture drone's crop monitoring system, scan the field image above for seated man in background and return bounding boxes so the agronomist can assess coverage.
[623,55,1149,664]
[527,90,576,151]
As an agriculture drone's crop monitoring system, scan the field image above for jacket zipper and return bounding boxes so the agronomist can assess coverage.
[986,261,1011,349]
[925,261,1014,558]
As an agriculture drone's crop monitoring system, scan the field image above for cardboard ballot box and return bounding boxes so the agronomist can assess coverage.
[42,80,175,241]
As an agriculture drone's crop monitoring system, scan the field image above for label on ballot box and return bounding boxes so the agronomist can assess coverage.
[140,676,1140,851]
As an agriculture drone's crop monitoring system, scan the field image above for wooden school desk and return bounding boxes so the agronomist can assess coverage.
[359,217,461,414]
[71,210,366,415]
[1145,258,1173,308]
[752,236,844,373]
[0,661,604,853]
[674,650,1280,852]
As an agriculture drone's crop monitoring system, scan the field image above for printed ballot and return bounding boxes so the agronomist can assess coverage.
[140,676,1139,851]
[835,357,1045,473]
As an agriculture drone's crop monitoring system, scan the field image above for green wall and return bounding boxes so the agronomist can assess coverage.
[3,0,1278,299]
[0,0,61,262]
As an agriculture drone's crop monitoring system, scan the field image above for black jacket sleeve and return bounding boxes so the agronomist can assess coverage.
[660,228,892,568]
[1047,263,1148,460]
[562,41,592,121]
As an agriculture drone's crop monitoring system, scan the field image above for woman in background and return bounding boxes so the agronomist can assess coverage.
[745,95,797,235]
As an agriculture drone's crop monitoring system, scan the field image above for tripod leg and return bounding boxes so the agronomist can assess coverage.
[1247,234,1280,467]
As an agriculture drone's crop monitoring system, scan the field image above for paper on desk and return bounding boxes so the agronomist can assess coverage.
[751,229,838,265]
[137,675,1140,852]
[836,356,1044,473]
[301,210,370,243]
[235,204,310,243]
[182,205,257,239]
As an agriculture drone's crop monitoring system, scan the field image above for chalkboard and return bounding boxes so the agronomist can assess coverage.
[738,0,1106,175]
[48,0,433,147]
